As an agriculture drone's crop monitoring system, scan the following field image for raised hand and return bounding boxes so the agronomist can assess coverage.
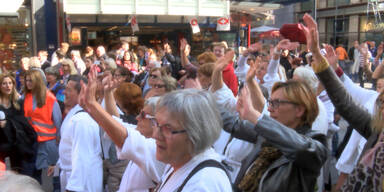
[102,73,119,93]
[214,50,235,72]
[246,61,257,84]
[276,39,299,51]
[302,13,320,55]
[324,44,339,70]
[79,64,99,112]
[180,38,188,52]
[236,86,261,123]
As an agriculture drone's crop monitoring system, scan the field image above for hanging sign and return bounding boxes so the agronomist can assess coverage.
[190,18,200,34]
[217,16,230,31]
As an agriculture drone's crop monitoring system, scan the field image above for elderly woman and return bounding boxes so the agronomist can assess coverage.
[303,13,384,191]
[80,65,232,191]
[145,75,177,99]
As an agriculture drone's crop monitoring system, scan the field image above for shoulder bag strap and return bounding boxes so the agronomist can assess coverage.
[176,159,229,192]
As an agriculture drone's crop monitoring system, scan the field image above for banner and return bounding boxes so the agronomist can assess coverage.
[131,16,139,33]
[217,16,230,31]
[190,18,200,34]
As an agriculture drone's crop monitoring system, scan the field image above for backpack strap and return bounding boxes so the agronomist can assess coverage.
[176,159,230,192]
[74,109,105,160]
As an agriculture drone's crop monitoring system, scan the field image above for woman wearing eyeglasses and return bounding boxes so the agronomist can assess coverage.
[219,76,328,191]
[80,65,232,191]
[145,75,177,100]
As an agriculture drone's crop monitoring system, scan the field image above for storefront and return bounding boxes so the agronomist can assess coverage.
[0,1,32,70]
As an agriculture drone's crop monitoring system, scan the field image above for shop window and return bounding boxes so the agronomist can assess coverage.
[301,0,313,11]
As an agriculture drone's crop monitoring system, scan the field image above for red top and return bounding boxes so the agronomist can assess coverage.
[222,61,238,96]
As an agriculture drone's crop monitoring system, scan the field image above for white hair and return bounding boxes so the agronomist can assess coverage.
[293,66,319,93]
[0,171,44,192]
[156,89,222,155]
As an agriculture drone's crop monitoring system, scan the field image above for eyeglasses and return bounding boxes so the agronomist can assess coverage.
[139,110,155,120]
[151,119,187,138]
[267,99,297,109]
[153,84,165,89]
[149,74,159,79]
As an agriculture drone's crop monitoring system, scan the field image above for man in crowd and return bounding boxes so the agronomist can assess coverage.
[211,41,238,96]
[51,43,69,66]
[38,50,51,71]
[56,75,103,192]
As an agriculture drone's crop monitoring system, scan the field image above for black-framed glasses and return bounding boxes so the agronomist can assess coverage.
[150,119,187,138]
[267,99,297,109]
[153,84,166,89]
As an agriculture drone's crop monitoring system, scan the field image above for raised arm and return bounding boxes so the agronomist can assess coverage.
[102,74,120,117]
[211,50,235,93]
[79,65,127,148]
[180,38,191,68]
[246,62,265,112]
[303,13,373,139]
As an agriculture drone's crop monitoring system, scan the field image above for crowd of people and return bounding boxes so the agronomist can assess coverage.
[0,13,384,192]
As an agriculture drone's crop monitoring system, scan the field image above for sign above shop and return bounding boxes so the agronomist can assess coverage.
[64,0,229,17]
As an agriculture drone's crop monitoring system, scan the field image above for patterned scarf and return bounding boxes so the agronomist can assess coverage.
[238,143,282,192]
[342,131,384,192]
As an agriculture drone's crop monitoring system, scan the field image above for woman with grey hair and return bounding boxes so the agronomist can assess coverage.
[79,64,232,191]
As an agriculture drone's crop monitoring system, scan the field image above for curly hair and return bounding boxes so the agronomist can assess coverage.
[114,82,144,115]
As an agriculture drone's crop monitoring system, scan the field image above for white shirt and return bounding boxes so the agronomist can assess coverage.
[58,104,103,192]
[311,97,329,136]
[156,148,232,192]
[235,55,250,83]
[335,74,378,173]
[114,116,166,192]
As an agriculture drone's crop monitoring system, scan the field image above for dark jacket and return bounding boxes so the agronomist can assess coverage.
[220,107,328,192]
[316,67,378,158]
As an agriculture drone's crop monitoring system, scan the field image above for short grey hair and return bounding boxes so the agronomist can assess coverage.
[156,89,222,155]
[0,171,44,192]
[293,66,318,93]
[145,96,160,114]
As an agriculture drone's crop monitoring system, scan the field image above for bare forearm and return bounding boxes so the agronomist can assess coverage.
[247,79,265,112]
[87,102,127,148]
[211,69,223,93]
[372,60,384,79]
[104,91,120,117]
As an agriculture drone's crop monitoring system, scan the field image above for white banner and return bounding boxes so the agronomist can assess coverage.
[131,16,139,33]
[216,16,230,31]
[190,18,200,34]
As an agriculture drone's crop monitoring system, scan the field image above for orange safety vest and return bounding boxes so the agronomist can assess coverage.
[24,91,57,142]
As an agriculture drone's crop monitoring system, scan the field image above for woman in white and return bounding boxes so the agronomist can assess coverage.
[80,65,232,191]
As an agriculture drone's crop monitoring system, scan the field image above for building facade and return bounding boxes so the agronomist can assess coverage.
[296,0,383,49]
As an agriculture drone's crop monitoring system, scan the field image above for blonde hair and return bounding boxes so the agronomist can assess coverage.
[272,80,319,126]
[372,92,384,133]
[29,57,41,68]
[24,70,47,108]
[0,73,20,110]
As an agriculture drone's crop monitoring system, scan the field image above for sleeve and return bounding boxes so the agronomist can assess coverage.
[336,129,367,174]
[317,67,373,139]
[114,116,165,183]
[51,101,62,137]
[218,105,259,143]
[234,55,249,81]
[341,73,378,106]
[255,115,328,171]
[212,84,237,113]
[263,59,283,94]
[66,118,98,191]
